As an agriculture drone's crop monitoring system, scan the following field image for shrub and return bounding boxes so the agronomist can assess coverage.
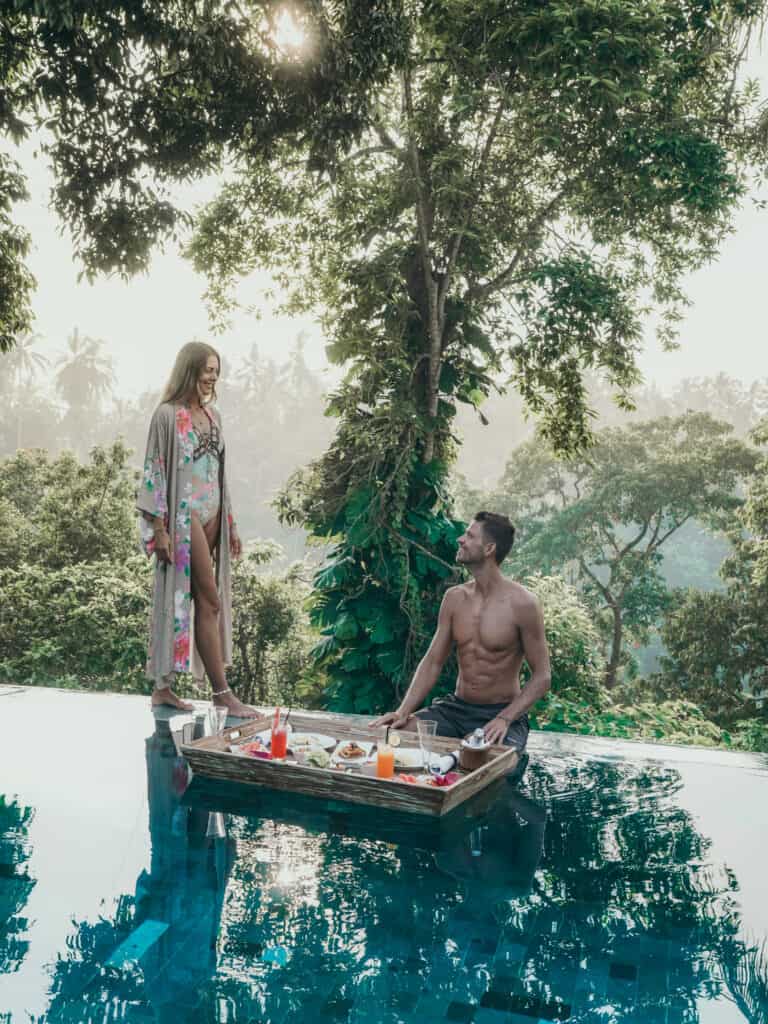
[0,556,152,689]
[524,573,605,702]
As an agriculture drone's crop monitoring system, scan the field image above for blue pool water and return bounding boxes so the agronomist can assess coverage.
[1,685,767,1023]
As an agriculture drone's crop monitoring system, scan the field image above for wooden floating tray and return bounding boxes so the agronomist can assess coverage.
[181,710,519,818]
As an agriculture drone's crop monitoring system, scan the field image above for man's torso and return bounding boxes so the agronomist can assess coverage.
[448,579,532,705]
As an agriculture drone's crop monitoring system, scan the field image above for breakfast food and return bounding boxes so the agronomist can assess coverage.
[306,748,330,768]
[338,742,366,760]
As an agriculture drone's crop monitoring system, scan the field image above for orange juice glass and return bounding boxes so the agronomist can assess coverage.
[377,746,394,779]
[271,727,288,759]
[377,729,395,779]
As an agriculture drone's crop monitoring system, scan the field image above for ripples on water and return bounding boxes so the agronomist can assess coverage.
[3,720,767,1023]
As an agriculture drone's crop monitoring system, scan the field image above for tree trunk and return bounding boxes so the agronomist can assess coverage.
[605,603,623,689]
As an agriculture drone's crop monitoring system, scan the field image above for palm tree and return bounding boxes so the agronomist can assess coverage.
[55,327,115,452]
[5,331,49,449]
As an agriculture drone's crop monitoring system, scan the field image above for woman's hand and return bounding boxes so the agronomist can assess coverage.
[154,529,173,565]
[230,526,242,559]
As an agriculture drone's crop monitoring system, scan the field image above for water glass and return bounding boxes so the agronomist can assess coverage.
[416,719,438,774]
[207,705,227,737]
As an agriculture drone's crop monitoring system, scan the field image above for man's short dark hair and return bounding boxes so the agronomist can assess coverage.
[474,511,515,564]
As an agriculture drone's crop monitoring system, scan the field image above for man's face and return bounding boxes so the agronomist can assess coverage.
[456,520,493,567]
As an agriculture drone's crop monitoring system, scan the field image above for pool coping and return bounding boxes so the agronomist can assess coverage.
[1,682,766,772]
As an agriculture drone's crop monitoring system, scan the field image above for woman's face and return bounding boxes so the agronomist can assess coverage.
[197,355,220,402]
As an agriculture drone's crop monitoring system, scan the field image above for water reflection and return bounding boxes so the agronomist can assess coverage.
[0,795,36,977]
[44,718,233,1023]
[39,723,768,1024]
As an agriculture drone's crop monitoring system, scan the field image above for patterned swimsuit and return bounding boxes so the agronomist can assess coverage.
[189,416,222,526]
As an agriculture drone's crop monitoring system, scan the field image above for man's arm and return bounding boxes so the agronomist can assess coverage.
[484,595,551,745]
[370,590,456,729]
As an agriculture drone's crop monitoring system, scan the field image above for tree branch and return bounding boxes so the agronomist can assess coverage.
[370,113,403,155]
[578,556,615,607]
[469,191,565,301]
[617,520,650,559]
[402,65,442,458]
[650,513,691,552]
[387,525,460,576]
[438,84,510,329]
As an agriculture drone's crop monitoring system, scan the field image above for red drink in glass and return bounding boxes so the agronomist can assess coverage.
[271,727,288,759]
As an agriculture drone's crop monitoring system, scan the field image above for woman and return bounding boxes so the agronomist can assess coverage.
[137,341,256,717]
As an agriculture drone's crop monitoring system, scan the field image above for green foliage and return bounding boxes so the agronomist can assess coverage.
[493,413,757,687]
[0,1,407,304]
[656,420,768,722]
[530,693,729,747]
[530,688,768,753]
[0,443,139,570]
[195,1,766,716]
[0,442,321,697]
[0,156,35,352]
[0,543,321,699]
[280,452,465,715]
[0,556,152,688]
[523,573,605,701]
[229,545,322,708]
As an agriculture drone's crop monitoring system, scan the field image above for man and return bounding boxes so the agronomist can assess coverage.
[371,511,551,750]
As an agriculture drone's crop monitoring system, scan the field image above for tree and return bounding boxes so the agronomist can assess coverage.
[223,337,335,550]
[0,1,408,347]
[0,442,138,570]
[191,0,767,711]
[493,413,757,688]
[0,156,35,353]
[54,327,115,454]
[658,418,768,723]
[3,331,49,449]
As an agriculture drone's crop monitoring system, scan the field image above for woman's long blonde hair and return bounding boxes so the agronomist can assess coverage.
[161,341,221,405]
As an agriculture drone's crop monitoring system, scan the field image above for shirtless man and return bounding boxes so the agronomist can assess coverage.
[371,511,551,749]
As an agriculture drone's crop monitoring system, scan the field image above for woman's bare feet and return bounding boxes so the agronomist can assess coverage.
[151,687,194,712]
[212,688,260,719]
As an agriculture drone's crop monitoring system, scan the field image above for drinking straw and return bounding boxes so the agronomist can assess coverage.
[273,705,281,731]
[284,708,292,729]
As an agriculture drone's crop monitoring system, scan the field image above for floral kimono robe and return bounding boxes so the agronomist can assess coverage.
[137,402,235,686]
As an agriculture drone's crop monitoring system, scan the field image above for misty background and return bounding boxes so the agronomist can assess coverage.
[3,45,768,576]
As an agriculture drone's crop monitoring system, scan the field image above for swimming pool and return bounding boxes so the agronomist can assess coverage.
[1,685,766,1023]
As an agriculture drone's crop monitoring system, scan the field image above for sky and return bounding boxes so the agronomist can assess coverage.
[7,45,768,400]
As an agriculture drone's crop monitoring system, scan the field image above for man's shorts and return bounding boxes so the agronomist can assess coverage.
[413,693,529,752]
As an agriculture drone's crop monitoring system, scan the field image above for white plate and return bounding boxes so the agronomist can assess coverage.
[393,747,424,769]
[331,739,375,764]
[253,730,337,751]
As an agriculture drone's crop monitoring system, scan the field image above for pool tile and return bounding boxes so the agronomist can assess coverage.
[446,1001,476,1022]
[466,937,498,968]
[390,990,420,1013]
[494,939,528,964]
[609,961,638,981]
[321,996,355,1020]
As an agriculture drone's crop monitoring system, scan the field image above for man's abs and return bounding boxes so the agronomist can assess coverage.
[454,642,524,705]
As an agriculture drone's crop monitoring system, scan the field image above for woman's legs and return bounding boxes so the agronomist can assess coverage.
[191,512,258,718]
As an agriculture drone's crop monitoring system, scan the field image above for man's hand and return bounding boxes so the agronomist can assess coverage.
[230,526,242,559]
[484,716,510,746]
[369,710,414,731]
[154,529,173,565]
